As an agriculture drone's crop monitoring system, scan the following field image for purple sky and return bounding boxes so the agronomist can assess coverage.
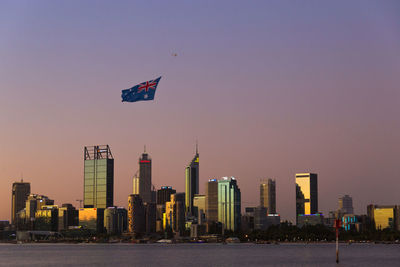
[1,0,399,222]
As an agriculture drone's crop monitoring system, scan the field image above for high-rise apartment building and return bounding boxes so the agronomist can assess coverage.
[185,147,199,217]
[128,194,146,235]
[84,145,114,208]
[138,150,152,203]
[11,180,30,225]
[339,195,354,214]
[260,178,276,214]
[218,177,241,232]
[295,173,318,224]
[206,179,218,223]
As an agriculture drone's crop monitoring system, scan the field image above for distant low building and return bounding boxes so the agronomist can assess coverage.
[368,204,400,231]
[105,207,127,235]
[341,214,361,231]
[79,208,105,232]
[266,214,280,228]
[35,205,59,231]
[297,213,324,228]
[0,221,10,231]
[339,195,354,214]
[58,203,79,231]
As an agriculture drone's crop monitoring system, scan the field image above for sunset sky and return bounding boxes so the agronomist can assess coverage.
[1,0,399,222]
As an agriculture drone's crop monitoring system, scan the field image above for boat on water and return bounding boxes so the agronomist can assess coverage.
[156,239,173,244]
[225,237,240,244]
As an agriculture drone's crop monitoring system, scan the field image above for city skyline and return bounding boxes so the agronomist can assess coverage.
[1,1,400,223]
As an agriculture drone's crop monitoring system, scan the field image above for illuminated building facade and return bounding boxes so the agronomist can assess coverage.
[128,194,145,235]
[185,148,199,217]
[260,178,276,214]
[368,204,400,231]
[218,177,241,232]
[11,180,30,225]
[164,193,185,235]
[84,145,114,209]
[296,173,318,224]
[79,208,105,232]
[26,194,54,221]
[35,205,59,231]
[193,194,206,224]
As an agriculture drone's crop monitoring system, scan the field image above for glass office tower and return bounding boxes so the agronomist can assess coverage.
[260,178,276,214]
[185,147,199,217]
[218,177,241,232]
[206,179,218,223]
[295,173,318,224]
[84,145,114,209]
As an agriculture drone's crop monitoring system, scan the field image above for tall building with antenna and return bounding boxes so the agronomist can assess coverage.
[11,180,30,225]
[83,145,114,208]
[185,143,199,218]
[138,146,152,203]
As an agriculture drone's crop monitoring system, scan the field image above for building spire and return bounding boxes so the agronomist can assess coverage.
[195,140,198,154]
[144,145,146,153]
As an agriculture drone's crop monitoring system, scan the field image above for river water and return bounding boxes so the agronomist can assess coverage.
[0,243,399,266]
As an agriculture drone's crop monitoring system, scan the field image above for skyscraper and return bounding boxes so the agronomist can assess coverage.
[218,177,241,232]
[11,180,30,225]
[260,178,276,214]
[84,145,114,208]
[138,149,152,203]
[157,186,176,205]
[206,179,218,223]
[128,194,146,235]
[164,193,185,235]
[339,195,354,214]
[185,146,199,217]
[295,173,318,224]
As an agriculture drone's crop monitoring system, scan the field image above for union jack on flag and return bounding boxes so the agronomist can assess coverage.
[121,76,162,103]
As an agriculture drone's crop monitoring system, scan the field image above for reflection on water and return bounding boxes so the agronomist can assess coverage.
[0,243,399,267]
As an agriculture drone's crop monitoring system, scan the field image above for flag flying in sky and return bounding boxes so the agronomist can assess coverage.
[121,76,161,103]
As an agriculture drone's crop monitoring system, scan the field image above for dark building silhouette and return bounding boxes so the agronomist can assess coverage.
[157,186,176,205]
[139,149,152,203]
[206,179,218,223]
[58,203,78,231]
[11,180,30,225]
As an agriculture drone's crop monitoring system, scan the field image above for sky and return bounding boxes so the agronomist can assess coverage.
[0,0,399,222]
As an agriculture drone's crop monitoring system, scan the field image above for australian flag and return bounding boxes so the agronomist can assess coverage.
[121,76,161,103]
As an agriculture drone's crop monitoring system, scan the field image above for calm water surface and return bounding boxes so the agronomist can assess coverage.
[0,243,399,266]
